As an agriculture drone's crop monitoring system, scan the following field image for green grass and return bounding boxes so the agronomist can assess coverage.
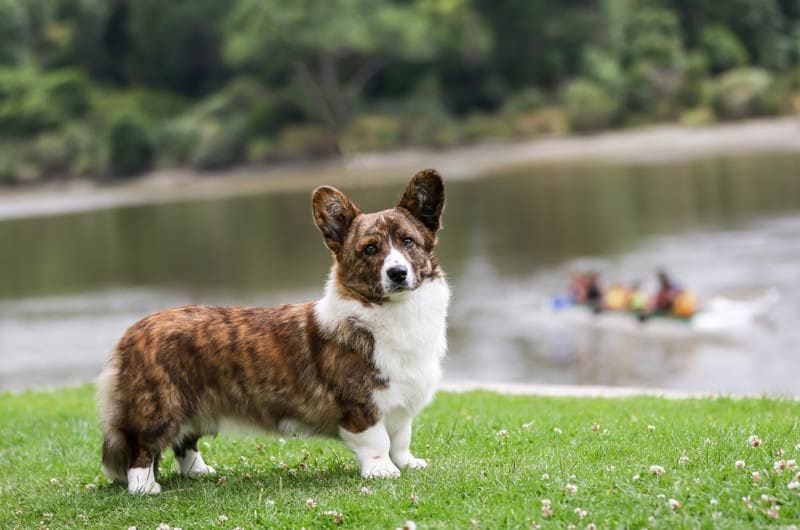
[1,387,799,529]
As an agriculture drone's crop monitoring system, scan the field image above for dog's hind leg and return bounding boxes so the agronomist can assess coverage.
[173,433,216,478]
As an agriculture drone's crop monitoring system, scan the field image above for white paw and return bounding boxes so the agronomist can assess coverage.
[361,458,401,479]
[177,450,216,478]
[127,467,160,494]
[185,463,215,478]
[391,451,428,469]
[403,457,428,470]
[128,480,161,495]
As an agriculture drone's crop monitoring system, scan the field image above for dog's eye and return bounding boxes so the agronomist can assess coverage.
[363,244,378,256]
[402,237,415,249]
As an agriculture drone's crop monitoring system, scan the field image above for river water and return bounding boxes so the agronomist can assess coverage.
[2,153,800,394]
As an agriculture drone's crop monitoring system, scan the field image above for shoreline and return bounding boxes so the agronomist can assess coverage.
[1,117,799,221]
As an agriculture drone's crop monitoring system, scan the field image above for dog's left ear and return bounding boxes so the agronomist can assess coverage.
[398,169,445,233]
[312,186,362,254]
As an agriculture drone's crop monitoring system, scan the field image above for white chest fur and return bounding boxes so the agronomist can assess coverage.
[314,273,450,416]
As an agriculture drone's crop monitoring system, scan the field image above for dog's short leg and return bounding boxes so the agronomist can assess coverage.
[339,421,400,479]
[127,446,161,494]
[173,435,215,478]
[387,415,427,469]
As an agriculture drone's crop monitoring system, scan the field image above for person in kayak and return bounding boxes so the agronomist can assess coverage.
[653,270,679,314]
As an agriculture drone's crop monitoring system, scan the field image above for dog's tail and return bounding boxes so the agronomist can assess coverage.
[97,356,128,484]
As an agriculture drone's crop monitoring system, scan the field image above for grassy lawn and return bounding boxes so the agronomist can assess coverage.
[1,386,799,529]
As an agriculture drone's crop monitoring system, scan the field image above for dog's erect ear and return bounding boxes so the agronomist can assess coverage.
[398,169,445,233]
[312,186,362,254]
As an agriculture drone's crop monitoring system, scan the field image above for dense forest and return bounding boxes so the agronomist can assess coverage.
[2,0,800,184]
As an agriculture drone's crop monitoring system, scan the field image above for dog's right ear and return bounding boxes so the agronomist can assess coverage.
[312,186,362,254]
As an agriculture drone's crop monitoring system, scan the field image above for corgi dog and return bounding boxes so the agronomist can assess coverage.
[97,169,450,494]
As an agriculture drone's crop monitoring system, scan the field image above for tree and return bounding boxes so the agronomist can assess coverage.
[222,0,488,131]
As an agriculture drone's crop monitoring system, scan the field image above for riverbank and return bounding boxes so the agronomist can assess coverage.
[1,117,799,221]
[2,385,799,528]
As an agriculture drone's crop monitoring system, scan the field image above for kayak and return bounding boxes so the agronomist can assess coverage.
[549,289,779,337]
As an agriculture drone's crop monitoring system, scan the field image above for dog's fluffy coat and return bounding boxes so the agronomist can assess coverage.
[98,169,449,493]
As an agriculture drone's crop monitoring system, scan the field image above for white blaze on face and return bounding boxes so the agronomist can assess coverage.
[381,245,414,293]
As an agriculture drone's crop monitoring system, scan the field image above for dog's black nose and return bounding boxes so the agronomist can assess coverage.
[387,266,408,284]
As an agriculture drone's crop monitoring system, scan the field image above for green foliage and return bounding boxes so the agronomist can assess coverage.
[342,114,403,152]
[3,1,800,183]
[712,67,775,119]
[563,79,619,132]
[501,88,547,115]
[701,25,749,74]
[107,113,155,177]
[275,125,339,160]
[625,7,685,69]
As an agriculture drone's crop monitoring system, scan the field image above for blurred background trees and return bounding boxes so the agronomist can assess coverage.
[2,0,800,184]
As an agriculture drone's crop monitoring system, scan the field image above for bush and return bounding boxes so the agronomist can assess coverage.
[245,137,277,164]
[461,113,514,142]
[43,70,91,118]
[581,48,625,93]
[701,25,748,74]
[107,114,155,177]
[275,125,339,160]
[342,114,403,153]
[189,117,250,170]
[765,70,800,114]
[511,107,569,137]
[625,61,684,119]
[563,79,618,132]
[502,88,547,115]
[712,68,774,120]
[680,107,716,127]
[0,67,60,136]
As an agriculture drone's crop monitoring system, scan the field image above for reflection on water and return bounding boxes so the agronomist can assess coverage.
[2,153,800,393]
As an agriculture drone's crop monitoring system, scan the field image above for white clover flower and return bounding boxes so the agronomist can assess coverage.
[748,435,762,447]
[574,508,587,519]
[742,496,753,509]
[553,427,562,435]
[735,459,745,469]
[678,455,689,465]
[751,471,762,482]
[305,499,318,509]
[787,459,797,470]
[711,511,722,520]
[497,429,509,438]
[586,524,597,530]
[668,498,681,510]
[278,438,286,445]
[632,474,640,481]
[656,494,666,499]
[400,521,416,530]
[541,499,553,518]
[49,478,60,486]
[42,513,53,519]
[647,424,655,432]
[360,486,373,495]
[127,527,137,530]
[157,524,170,530]
[649,465,665,476]
[565,483,578,494]
[765,505,780,520]
[84,483,97,491]
[710,498,718,506]
[795,442,800,451]
[541,473,550,480]
[218,514,229,524]
[788,480,800,490]
[591,423,600,432]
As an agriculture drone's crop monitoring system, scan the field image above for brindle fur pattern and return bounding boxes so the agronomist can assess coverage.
[99,169,446,486]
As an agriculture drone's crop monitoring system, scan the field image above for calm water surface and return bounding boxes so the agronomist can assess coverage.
[2,154,800,393]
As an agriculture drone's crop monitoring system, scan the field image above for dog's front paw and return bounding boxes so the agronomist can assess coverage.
[185,463,216,478]
[361,458,401,479]
[391,451,428,469]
